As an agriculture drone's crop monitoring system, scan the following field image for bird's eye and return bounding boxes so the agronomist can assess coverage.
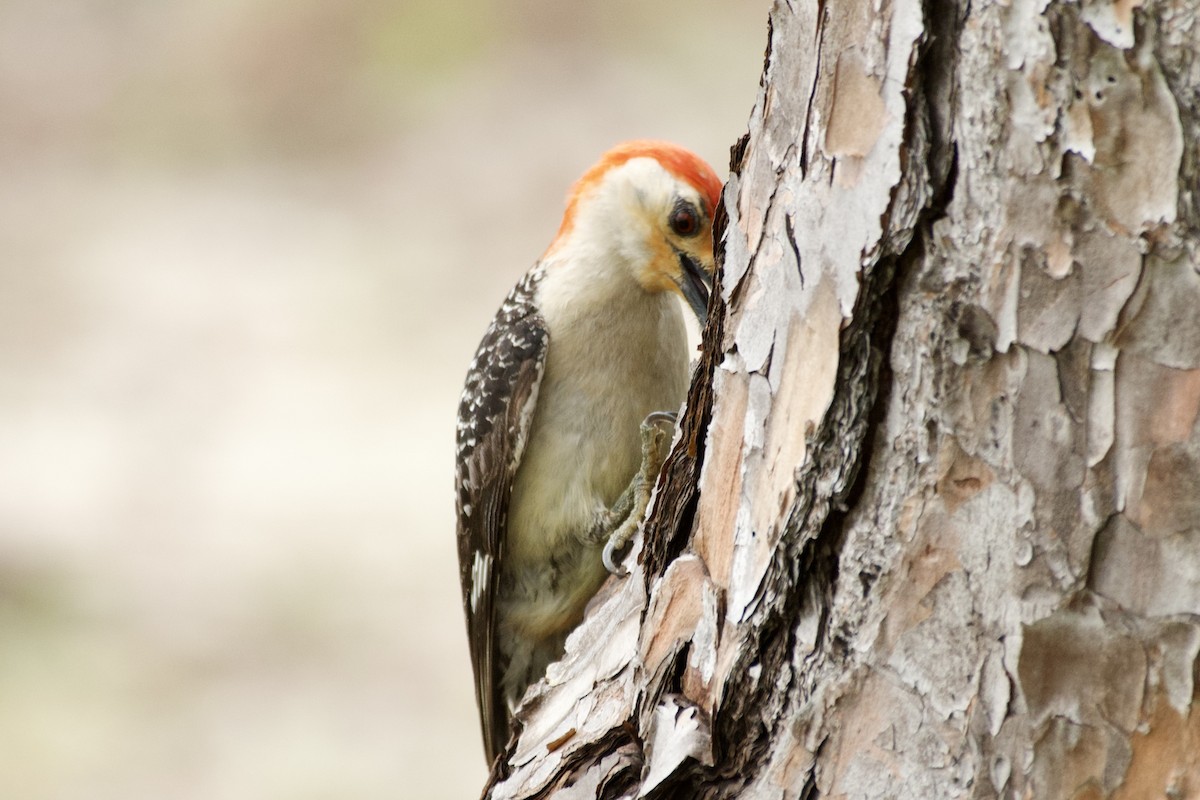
[669,202,700,237]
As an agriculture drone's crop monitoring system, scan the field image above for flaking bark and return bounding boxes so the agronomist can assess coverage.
[480,2,1200,797]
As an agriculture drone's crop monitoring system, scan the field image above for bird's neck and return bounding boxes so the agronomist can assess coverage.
[538,242,656,322]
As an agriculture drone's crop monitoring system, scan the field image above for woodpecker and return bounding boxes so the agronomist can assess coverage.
[454,141,722,762]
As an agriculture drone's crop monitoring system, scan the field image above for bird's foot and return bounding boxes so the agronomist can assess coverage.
[601,411,676,575]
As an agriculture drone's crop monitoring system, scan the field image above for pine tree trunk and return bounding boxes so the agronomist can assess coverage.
[481,1,1200,797]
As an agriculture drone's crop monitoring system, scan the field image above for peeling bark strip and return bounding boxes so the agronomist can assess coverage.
[479,2,1200,798]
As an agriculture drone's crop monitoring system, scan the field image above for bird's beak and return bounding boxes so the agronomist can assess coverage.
[674,252,712,323]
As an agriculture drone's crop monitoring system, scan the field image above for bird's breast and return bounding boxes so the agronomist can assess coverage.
[505,289,689,566]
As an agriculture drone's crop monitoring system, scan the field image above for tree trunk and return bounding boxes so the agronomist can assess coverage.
[480,1,1200,797]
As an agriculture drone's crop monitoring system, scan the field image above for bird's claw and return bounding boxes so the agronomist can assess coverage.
[643,410,678,427]
[639,412,675,468]
[602,534,630,576]
[602,411,678,576]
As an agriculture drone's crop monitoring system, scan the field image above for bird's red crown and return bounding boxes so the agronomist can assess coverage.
[550,140,723,249]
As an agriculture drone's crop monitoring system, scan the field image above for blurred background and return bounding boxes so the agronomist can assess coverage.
[0,2,765,797]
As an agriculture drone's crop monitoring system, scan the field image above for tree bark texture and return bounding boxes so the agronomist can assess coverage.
[481,1,1200,797]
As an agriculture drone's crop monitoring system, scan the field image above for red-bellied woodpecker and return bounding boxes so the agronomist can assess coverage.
[454,141,722,762]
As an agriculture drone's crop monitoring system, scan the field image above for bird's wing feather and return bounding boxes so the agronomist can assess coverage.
[454,266,548,762]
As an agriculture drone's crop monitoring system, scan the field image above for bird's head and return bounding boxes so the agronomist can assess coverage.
[547,141,723,322]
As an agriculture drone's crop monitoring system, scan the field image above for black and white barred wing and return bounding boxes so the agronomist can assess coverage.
[454,267,547,760]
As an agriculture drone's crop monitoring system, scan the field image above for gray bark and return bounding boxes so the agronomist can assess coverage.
[481,1,1200,797]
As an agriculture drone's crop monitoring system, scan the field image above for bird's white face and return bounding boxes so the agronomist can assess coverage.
[624,160,715,321]
[597,158,718,321]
